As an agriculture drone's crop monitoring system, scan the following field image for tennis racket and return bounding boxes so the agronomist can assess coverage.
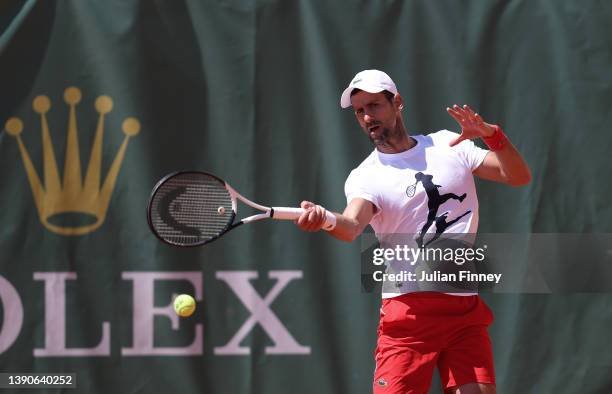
[147,171,337,247]
[406,181,418,197]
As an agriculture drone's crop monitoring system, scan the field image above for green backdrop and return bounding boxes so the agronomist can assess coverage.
[1,1,611,393]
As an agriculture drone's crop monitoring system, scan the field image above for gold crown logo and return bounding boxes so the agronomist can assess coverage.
[4,87,140,235]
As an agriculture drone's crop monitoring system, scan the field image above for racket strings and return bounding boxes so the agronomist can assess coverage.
[150,174,234,245]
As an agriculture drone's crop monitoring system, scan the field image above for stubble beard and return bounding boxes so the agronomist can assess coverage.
[369,127,391,147]
[370,123,403,149]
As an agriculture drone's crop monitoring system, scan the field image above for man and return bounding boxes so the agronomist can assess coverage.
[295,70,531,394]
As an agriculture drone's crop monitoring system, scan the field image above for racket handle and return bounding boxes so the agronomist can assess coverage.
[271,207,337,231]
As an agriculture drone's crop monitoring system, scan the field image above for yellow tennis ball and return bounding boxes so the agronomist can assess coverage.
[174,294,196,317]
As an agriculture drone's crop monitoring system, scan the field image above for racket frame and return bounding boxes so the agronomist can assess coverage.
[147,171,239,247]
[147,170,336,248]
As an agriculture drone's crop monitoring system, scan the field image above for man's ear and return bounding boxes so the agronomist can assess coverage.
[394,94,404,111]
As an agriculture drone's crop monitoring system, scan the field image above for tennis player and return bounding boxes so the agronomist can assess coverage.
[295,70,531,394]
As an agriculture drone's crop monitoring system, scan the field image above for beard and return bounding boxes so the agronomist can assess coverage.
[368,126,392,147]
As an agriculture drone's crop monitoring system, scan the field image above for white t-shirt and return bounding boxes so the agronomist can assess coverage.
[345,130,489,298]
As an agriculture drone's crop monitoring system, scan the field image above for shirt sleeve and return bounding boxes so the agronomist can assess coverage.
[344,170,381,213]
[440,130,489,172]
[458,137,489,172]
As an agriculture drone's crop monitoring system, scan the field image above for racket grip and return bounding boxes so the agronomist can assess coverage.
[271,207,337,231]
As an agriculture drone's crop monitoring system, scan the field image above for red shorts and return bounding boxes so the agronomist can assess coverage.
[373,292,495,394]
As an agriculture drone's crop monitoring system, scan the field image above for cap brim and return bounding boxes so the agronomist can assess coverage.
[340,87,355,108]
[339,84,385,108]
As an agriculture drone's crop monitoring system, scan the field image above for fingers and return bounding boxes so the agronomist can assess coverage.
[448,104,471,121]
[446,106,464,123]
[462,105,482,124]
[462,104,475,117]
[447,104,494,144]
[300,200,315,209]
[295,202,327,232]
[448,104,484,124]
[306,205,326,231]
[297,201,313,227]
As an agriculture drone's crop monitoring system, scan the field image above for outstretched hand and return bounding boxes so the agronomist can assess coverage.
[446,104,496,147]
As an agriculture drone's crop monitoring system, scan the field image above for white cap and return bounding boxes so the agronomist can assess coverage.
[340,69,398,108]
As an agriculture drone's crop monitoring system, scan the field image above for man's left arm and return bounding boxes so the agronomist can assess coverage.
[447,104,532,186]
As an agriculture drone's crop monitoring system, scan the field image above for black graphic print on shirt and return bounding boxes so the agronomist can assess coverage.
[409,172,471,247]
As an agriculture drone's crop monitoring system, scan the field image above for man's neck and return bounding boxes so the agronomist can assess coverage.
[376,132,416,154]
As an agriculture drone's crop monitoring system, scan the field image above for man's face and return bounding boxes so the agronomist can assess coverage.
[350,90,402,147]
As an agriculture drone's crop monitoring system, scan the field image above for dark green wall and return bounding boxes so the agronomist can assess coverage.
[1,1,611,393]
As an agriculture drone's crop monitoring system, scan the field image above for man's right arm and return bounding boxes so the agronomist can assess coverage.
[295,198,376,242]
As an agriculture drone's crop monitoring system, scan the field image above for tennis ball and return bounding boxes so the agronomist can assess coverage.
[174,294,196,317]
